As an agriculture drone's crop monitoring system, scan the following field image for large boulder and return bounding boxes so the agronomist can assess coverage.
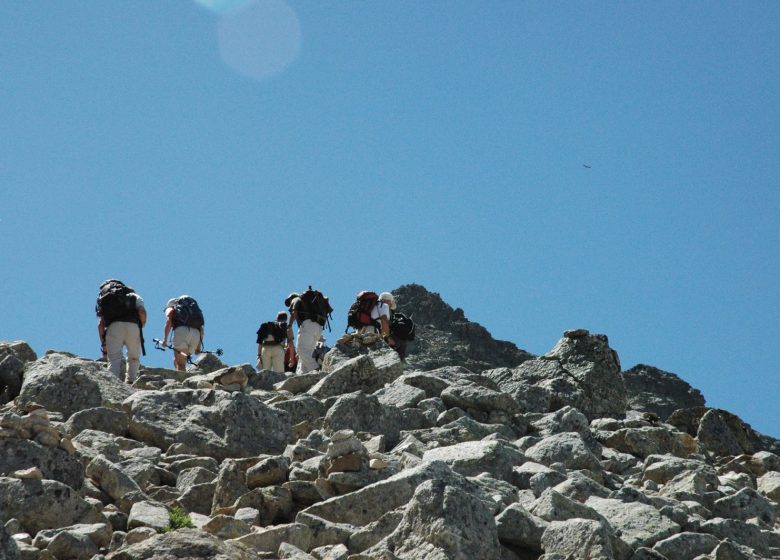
[0,353,25,403]
[666,407,767,456]
[324,391,421,449]
[309,348,404,400]
[421,439,525,482]
[540,518,626,560]
[124,389,291,460]
[0,477,103,534]
[16,352,134,419]
[0,437,84,489]
[585,496,680,549]
[622,364,706,420]
[0,340,37,364]
[362,479,501,560]
[105,528,256,559]
[486,330,627,419]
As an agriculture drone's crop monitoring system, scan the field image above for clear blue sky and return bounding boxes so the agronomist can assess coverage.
[2,2,778,437]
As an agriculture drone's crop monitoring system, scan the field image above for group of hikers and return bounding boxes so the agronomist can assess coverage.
[95,280,415,385]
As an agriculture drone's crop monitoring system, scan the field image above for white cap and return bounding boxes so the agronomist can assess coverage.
[379,292,397,310]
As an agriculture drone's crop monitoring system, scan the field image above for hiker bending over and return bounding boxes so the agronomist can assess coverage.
[162,295,204,371]
[256,311,288,373]
[285,287,332,374]
[96,279,147,384]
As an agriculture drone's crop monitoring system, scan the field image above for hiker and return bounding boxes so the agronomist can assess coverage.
[347,290,395,336]
[312,336,330,369]
[285,287,332,374]
[256,311,288,373]
[96,279,147,384]
[162,295,205,371]
[346,290,414,360]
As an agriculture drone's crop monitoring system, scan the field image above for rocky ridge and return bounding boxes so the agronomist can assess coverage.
[0,284,778,560]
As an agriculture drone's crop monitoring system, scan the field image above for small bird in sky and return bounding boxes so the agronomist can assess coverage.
[583,164,591,169]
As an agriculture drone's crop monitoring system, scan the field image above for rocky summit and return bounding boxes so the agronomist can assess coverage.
[1,285,779,560]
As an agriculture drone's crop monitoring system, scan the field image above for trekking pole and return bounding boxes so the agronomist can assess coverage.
[152,338,195,364]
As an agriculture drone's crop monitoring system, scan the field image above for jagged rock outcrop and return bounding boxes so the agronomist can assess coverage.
[486,329,627,419]
[17,352,134,418]
[1,287,779,560]
[391,284,535,372]
[623,364,706,420]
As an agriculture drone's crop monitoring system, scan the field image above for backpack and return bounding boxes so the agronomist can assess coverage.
[96,280,137,326]
[257,321,286,344]
[346,291,380,331]
[299,287,333,328]
[172,296,204,329]
[390,312,416,341]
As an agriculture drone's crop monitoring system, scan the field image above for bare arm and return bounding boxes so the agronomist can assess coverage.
[98,317,106,354]
[137,308,147,328]
[163,309,174,345]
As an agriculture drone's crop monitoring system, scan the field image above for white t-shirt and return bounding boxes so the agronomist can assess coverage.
[370,302,391,322]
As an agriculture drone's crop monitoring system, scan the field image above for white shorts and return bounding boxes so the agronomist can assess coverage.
[172,326,202,354]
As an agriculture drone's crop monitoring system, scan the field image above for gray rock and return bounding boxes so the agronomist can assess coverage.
[201,515,252,539]
[530,489,603,523]
[363,479,501,560]
[303,461,493,527]
[757,470,780,500]
[72,429,147,465]
[271,395,327,426]
[45,530,99,559]
[0,438,84,489]
[176,466,217,493]
[495,502,548,551]
[32,523,112,551]
[0,522,21,560]
[667,407,765,456]
[86,455,145,510]
[0,477,102,535]
[711,487,776,525]
[309,349,404,400]
[525,432,601,471]
[278,542,317,559]
[228,522,312,553]
[698,518,771,557]
[17,353,135,419]
[127,501,169,532]
[540,518,624,560]
[710,539,768,560]
[211,459,249,514]
[0,340,37,364]
[104,528,256,559]
[585,496,680,548]
[245,455,290,490]
[61,406,129,438]
[552,471,611,502]
[599,426,699,460]
[652,532,719,560]
[487,330,626,420]
[178,481,217,516]
[531,406,590,437]
[422,439,525,482]
[440,383,520,414]
[374,382,427,409]
[124,389,291,460]
[642,455,717,485]
[622,364,706,420]
[324,392,410,448]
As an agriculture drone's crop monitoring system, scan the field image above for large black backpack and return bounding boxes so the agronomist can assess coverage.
[257,321,286,344]
[96,280,137,326]
[346,291,380,331]
[391,312,416,341]
[173,296,204,329]
[300,287,333,328]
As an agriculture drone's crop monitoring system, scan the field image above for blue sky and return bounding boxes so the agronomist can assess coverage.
[1,2,778,437]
